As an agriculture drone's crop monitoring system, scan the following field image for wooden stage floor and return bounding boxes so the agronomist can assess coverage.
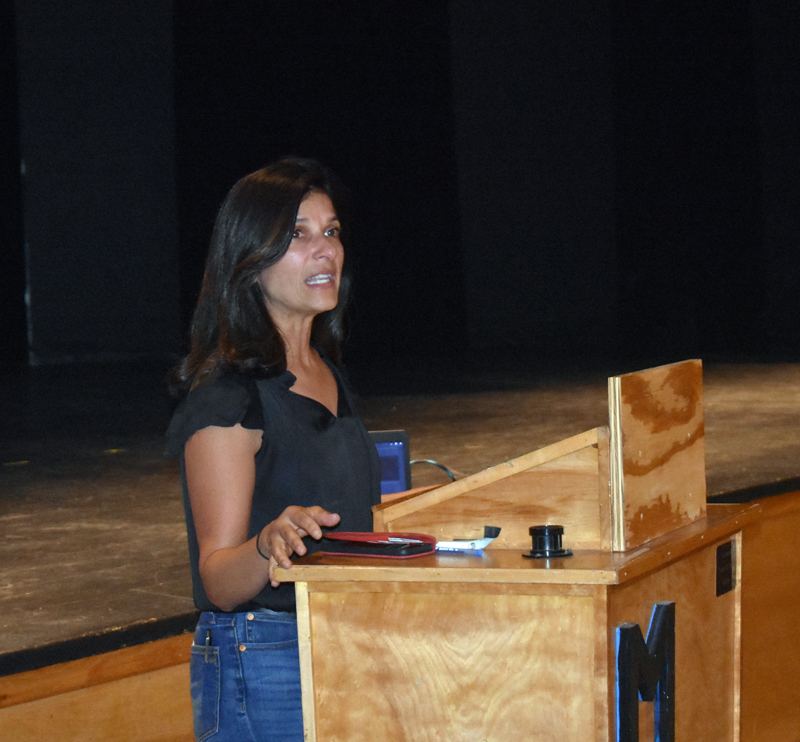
[1,357,799,673]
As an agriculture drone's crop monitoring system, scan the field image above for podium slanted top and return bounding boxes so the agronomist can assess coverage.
[373,359,707,554]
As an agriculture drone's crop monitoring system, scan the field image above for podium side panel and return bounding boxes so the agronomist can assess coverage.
[611,359,707,550]
[606,534,740,742]
[739,491,800,742]
[597,426,614,551]
[385,445,603,550]
[306,588,599,742]
[296,583,317,742]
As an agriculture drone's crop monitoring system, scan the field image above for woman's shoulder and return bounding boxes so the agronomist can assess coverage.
[165,370,263,457]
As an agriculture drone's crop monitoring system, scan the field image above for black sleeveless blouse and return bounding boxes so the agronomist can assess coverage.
[166,362,381,613]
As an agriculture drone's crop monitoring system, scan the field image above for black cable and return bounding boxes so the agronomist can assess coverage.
[409,459,456,482]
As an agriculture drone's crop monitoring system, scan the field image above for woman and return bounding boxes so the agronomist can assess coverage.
[166,157,381,742]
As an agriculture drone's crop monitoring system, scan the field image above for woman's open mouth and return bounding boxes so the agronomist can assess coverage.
[306,273,335,286]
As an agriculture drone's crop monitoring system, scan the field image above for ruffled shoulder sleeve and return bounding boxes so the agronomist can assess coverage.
[165,373,263,458]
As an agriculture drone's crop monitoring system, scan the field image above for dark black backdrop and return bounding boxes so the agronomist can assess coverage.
[173,0,800,370]
[1,1,27,365]
[613,1,766,359]
[3,1,799,376]
[173,1,464,364]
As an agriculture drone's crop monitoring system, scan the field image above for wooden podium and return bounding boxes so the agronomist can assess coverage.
[277,360,759,741]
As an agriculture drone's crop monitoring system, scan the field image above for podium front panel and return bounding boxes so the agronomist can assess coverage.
[298,583,607,742]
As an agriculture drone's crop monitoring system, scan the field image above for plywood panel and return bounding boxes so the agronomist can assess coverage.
[296,582,317,742]
[739,491,800,742]
[307,590,598,742]
[280,505,757,590]
[383,444,604,549]
[375,429,600,517]
[606,535,740,742]
[0,633,192,709]
[0,663,192,742]
[287,506,753,741]
[609,359,707,550]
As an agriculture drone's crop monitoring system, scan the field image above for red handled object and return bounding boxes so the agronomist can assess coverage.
[320,532,436,559]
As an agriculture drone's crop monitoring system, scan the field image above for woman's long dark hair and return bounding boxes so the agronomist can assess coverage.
[171,157,352,393]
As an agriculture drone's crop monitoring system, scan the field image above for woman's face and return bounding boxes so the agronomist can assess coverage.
[257,190,344,328]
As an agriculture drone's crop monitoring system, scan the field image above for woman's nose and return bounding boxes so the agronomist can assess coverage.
[312,233,340,259]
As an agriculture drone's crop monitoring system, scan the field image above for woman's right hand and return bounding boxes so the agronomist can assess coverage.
[257,506,341,586]
[186,424,342,608]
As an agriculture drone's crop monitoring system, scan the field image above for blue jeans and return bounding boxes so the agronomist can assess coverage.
[190,609,303,742]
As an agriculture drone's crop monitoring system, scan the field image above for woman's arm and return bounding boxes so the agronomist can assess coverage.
[185,423,339,611]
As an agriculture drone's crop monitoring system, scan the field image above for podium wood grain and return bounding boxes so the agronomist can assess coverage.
[303,586,601,742]
[286,506,755,742]
[609,359,707,550]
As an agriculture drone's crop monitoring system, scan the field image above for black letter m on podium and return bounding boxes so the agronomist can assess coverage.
[616,601,675,742]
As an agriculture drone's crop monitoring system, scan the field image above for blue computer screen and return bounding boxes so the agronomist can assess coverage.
[375,440,408,495]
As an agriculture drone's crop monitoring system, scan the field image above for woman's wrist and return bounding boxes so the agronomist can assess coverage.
[255,527,270,561]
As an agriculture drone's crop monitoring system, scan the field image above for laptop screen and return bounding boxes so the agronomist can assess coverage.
[370,430,411,495]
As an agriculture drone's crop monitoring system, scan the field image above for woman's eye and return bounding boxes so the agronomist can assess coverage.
[325,227,341,238]
[292,228,302,239]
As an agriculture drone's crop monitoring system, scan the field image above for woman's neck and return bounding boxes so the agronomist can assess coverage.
[283,337,338,416]
[274,315,315,368]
